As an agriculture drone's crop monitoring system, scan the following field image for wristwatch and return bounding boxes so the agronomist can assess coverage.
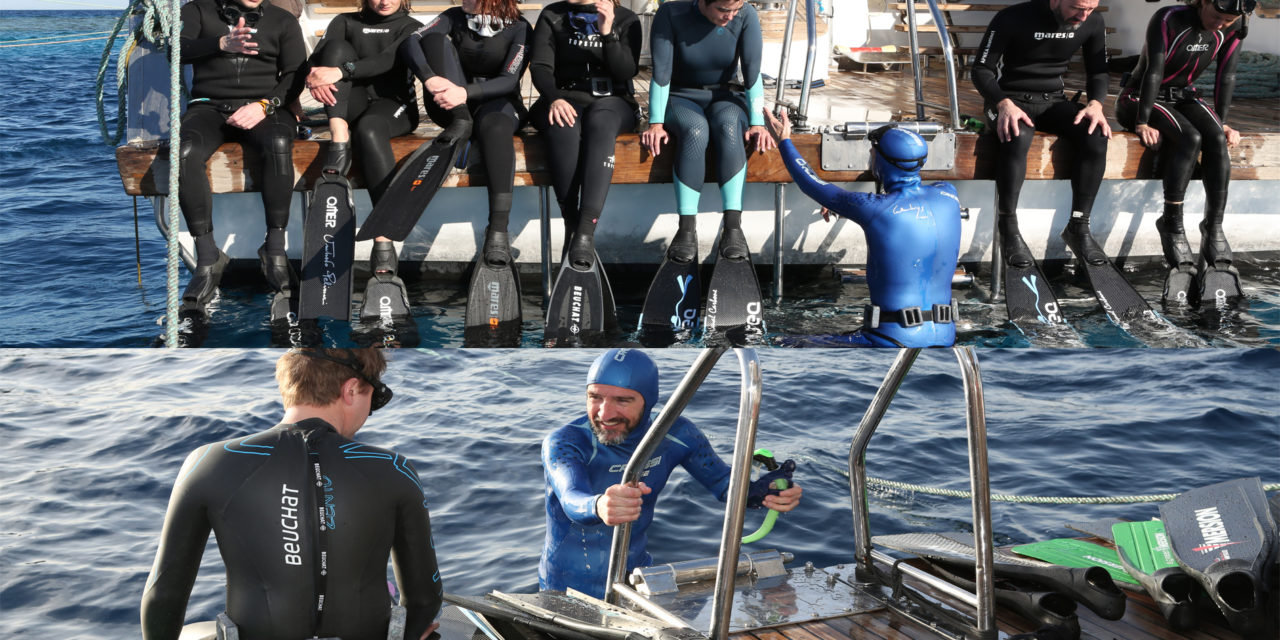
[258,96,282,115]
[342,61,357,79]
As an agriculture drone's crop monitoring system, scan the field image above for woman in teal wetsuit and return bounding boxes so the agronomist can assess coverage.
[640,0,774,263]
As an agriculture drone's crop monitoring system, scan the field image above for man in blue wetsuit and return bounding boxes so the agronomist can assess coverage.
[141,349,442,640]
[540,349,803,597]
[764,109,962,347]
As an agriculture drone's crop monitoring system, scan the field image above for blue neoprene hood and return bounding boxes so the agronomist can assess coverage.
[586,349,660,424]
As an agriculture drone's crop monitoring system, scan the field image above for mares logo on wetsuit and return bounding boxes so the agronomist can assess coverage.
[281,484,303,566]
[1033,32,1075,40]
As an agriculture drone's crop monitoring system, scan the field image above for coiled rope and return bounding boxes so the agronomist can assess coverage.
[866,476,1280,504]
[1193,50,1280,100]
[96,0,184,346]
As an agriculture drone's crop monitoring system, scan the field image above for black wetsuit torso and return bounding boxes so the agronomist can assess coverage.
[180,0,306,104]
[403,7,530,108]
[529,1,642,244]
[971,0,1109,220]
[141,419,442,640]
[316,11,423,105]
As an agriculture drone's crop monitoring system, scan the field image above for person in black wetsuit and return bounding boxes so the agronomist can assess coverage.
[177,0,306,311]
[1116,0,1253,303]
[399,0,531,267]
[642,0,773,264]
[140,349,442,640]
[305,0,422,309]
[529,0,642,267]
[972,0,1112,271]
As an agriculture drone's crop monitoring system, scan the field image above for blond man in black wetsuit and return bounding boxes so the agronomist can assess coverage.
[141,349,442,640]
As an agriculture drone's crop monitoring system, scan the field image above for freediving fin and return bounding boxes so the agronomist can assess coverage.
[300,173,355,320]
[1156,219,1197,305]
[1000,230,1068,330]
[163,302,210,348]
[545,238,612,346]
[1159,476,1276,635]
[1060,223,1157,327]
[355,136,462,242]
[464,228,522,347]
[639,228,701,340]
[1111,520,1198,629]
[1011,538,1137,586]
[930,561,1080,639]
[703,225,764,341]
[352,272,419,347]
[874,532,1127,620]
[1197,221,1243,305]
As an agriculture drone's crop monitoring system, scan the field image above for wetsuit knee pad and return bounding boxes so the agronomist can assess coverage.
[314,38,357,67]
[587,349,658,419]
[264,134,294,175]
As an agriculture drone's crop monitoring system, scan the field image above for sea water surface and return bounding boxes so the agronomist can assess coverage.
[3,10,1280,348]
[2,348,1277,638]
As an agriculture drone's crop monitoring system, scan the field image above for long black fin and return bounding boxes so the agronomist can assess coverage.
[545,242,611,346]
[352,273,419,347]
[1060,226,1161,328]
[1001,231,1081,346]
[300,174,355,320]
[1159,477,1275,635]
[702,226,765,342]
[931,561,1080,639]
[639,250,701,342]
[464,256,522,348]
[355,137,461,242]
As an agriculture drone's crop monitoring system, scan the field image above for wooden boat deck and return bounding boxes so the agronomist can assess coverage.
[115,64,1280,196]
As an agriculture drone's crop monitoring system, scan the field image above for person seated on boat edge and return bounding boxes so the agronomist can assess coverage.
[141,349,443,640]
[972,0,1112,269]
[763,110,962,348]
[539,349,804,599]
[529,0,643,267]
[1116,0,1254,303]
[176,0,307,311]
[399,0,530,268]
[640,0,775,264]
[305,0,423,321]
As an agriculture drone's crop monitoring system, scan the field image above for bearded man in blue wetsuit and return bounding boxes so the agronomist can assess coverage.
[540,349,803,597]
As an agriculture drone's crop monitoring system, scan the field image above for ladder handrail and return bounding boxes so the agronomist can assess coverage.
[906,0,963,128]
[848,347,996,632]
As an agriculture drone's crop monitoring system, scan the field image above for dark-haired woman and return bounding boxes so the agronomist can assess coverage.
[305,0,422,323]
[400,0,531,267]
[1117,0,1253,302]
[529,0,642,268]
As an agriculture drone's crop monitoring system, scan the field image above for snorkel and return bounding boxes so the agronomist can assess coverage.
[742,449,796,543]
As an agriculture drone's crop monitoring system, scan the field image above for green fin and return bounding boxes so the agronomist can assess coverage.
[1111,520,1179,577]
[1012,538,1138,586]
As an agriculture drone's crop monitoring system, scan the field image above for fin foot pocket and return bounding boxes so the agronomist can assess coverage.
[1060,222,1108,266]
[1197,222,1242,301]
[183,250,230,306]
[258,244,298,294]
[719,226,749,261]
[667,228,698,264]
[482,228,512,268]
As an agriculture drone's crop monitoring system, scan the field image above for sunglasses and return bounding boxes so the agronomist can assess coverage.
[217,0,263,27]
[294,349,393,414]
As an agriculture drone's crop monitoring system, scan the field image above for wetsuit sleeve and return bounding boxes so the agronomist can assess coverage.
[271,13,307,104]
[1134,13,1168,126]
[779,139,876,225]
[604,11,642,88]
[353,17,422,80]
[391,459,444,638]
[529,11,560,101]
[466,19,529,102]
[314,13,350,64]
[970,13,1009,104]
[647,4,674,124]
[677,423,732,501]
[141,447,214,640]
[179,1,223,62]
[1213,32,1244,122]
[542,430,604,525]
[401,12,455,80]
[739,7,765,127]
[1082,15,1109,104]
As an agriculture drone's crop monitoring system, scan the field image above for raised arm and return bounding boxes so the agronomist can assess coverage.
[141,448,214,640]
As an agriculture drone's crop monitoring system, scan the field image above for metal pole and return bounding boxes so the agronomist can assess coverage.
[774,0,800,106]
[955,347,996,636]
[796,0,818,120]
[164,0,183,347]
[708,349,763,640]
[924,0,963,128]
[849,348,921,580]
[540,185,553,300]
[772,184,784,304]
[905,0,925,121]
[604,348,727,602]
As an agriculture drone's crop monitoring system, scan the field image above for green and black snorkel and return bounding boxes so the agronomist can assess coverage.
[742,449,796,544]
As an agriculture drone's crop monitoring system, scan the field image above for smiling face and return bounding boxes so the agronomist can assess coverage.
[1049,0,1099,31]
[586,383,645,446]
[699,0,745,27]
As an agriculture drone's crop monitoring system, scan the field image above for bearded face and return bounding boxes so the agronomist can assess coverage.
[586,383,645,446]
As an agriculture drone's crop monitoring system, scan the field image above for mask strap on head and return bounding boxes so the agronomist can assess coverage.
[869,125,927,172]
[292,349,393,413]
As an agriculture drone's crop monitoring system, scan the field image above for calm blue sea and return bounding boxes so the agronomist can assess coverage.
[2,10,1280,348]
[1,348,1277,638]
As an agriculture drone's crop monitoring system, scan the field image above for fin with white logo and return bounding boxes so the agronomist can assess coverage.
[1110,520,1198,629]
[1001,229,1082,346]
[1060,223,1159,329]
[352,272,419,348]
[545,239,611,347]
[301,172,355,321]
[1159,477,1276,635]
[355,135,464,242]
[702,224,765,344]
[639,231,701,344]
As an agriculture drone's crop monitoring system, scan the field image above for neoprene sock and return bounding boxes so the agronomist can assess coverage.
[722,209,743,230]
[1203,190,1227,227]
[488,193,512,234]
[194,233,219,267]
[1159,201,1185,234]
[678,215,697,234]
[265,228,287,256]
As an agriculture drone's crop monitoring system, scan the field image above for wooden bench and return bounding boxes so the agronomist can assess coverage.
[114,131,1280,196]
